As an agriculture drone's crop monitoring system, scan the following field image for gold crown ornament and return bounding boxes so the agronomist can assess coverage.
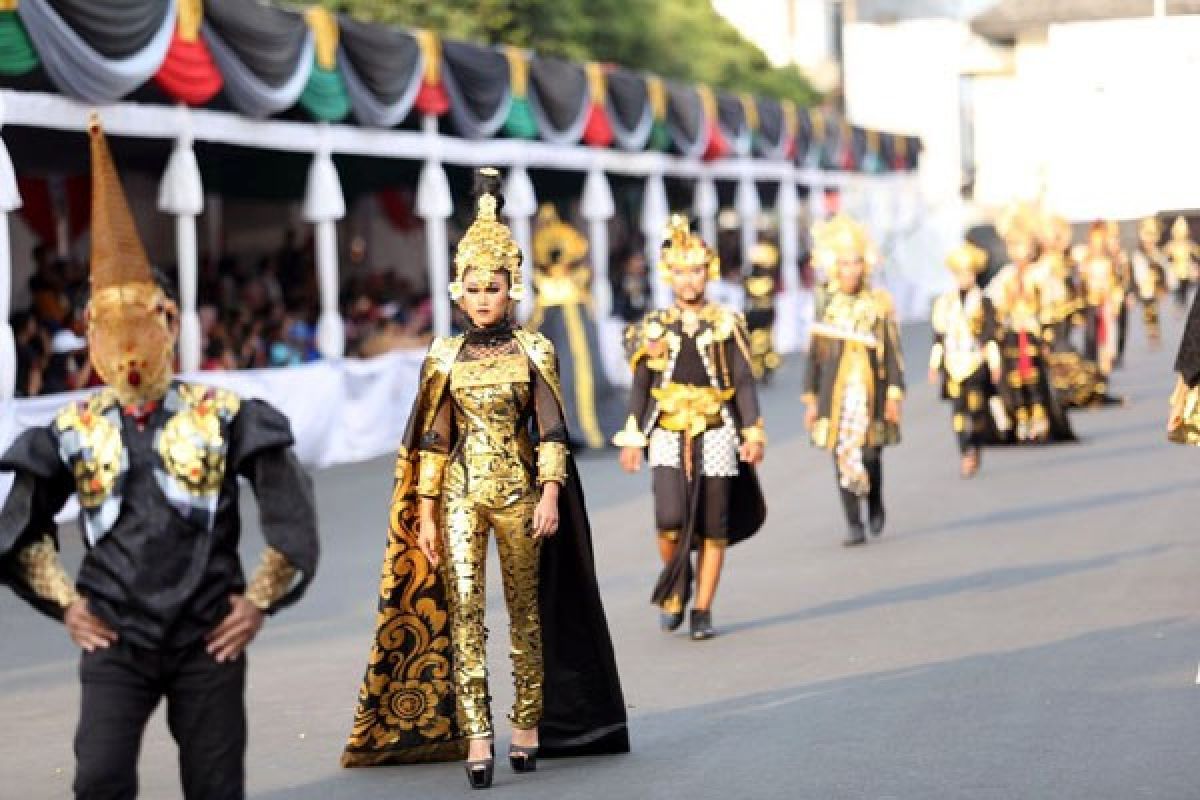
[811,213,878,273]
[945,241,988,275]
[449,167,525,302]
[659,214,719,280]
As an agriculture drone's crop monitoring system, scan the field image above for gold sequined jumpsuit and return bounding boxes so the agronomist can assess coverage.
[416,334,568,739]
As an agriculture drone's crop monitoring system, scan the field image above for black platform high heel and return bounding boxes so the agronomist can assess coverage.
[465,742,495,789]
[509,742,539,773]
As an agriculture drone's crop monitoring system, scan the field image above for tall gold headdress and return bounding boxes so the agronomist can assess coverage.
[86,112,178,406]
[1171,215,1190,240]
[810,213,877,273]
[449,167,525,301]
[659,213,719,280]
[533,203,589,270]
[89,112,154,292]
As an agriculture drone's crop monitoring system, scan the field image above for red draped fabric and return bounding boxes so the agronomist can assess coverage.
[582,103,613,147]
[155,32,223,106]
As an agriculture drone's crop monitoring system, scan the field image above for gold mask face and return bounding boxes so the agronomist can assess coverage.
[87,282,178,405]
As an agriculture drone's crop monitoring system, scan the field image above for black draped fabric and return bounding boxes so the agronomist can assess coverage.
[607,68,647,132]
[442,39,510,139]
[45,0,166,60]
[905,136,922,169]
[754,96,787,158]
[879,132,896,170]
[529,55,588,133]
[204,0,308,88]
[717,91,749,155]
[666,82,707,158]
[851,126,868,170]
[1174,289,1200,385]
[337,16,420,105]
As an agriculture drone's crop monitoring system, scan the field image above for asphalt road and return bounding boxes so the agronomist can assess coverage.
[2,309,1199,799]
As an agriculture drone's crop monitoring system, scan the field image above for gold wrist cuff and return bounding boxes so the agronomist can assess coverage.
[15,535,78,610]
[740,422,767,446]
[537,441,568,485]
[886,386,905,401]
[245,548,298,612]
[416,451,448,497]
[612,415,648,448]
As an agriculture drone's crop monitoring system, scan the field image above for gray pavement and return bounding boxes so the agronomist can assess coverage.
[2,312,1199,799]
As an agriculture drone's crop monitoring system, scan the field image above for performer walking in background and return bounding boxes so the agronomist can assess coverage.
[986,214,1074,443]
[617,214,766,640]
[528,203,624,449]
[803,214,903,546]
[343,169,627,789]
[743,240,783,383]
[1165,216,1199,312]
[0,115,319,800]
[1132,216,1167,348]
[929,242,1000,478]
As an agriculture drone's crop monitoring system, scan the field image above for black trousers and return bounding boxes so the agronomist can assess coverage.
[652,466,731,543]
[74,641,246,800]
[836,447,882,528]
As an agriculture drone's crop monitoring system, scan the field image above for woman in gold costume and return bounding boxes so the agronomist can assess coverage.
[342,169,628,789]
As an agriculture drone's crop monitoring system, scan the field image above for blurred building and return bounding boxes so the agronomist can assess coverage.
[717,0,1200,223]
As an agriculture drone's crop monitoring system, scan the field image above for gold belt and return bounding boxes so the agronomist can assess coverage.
[652,383,734,438]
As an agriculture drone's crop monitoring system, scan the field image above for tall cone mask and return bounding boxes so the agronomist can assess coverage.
[88,113,153,290]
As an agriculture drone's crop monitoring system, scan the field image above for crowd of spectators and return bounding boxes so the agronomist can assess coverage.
[10,232,433,398]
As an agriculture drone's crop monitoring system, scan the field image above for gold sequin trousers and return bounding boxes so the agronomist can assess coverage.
[441,489,543,739]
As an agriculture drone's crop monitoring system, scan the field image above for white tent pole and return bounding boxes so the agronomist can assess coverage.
[303,125,347,359]
[582,164,615,319]
[418,114,453,337]
[693,173,718,249]
[641,171,670,308]
[157,107,205,373]
[777,167,801,295]
[0,94,21,400]
[736,168,761,275]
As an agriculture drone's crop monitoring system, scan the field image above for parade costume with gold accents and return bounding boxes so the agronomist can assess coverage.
[1039,217,1117,409]
[0,116,318,800]
[744,240,783,382]
[527,204,624,448]
[619,216,766,624]
[1168,284,1200,445]
[343,172,627,767]
[984,218,1075,444]
[804,215,902,542]
[930,243,1002,467]
[1165,216,1199,310]
[1072,223,1127,376]
[1132,216,1167,344]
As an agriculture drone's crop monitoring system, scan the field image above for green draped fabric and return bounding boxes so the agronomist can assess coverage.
[648,120,671,152]
[0,12,38,76]
[300,61,351,122]
[503,96,538,139]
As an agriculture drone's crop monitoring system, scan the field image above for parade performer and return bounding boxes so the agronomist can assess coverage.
[1132,216,1166,347]
[929,242,1000,478]
[1074,222,1125,377]
[986,217,1075,443]
[803,214,903,546]
[528,203,624,448]
[0,115,320,800]
[616,214,766,640]
[342,169,627,789]
[1165,216,1199,311]
[743,240,783,383]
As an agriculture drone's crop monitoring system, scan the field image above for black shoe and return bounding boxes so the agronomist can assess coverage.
[465,743,495,789]
[660,610,684,632]
[868,509,886,536]
[509,743,539,773]
[843,525,867,547]
[690,609,715,640]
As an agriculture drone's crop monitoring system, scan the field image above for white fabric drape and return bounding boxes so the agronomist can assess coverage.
[417,117,454,336]
[582,165,615,319]
[641,171,670,307]
[0,94,22,401]
[503,164,537,321]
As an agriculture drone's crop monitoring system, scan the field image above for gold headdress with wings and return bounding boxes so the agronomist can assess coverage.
[659,214,719,279]
[811,213,878,274]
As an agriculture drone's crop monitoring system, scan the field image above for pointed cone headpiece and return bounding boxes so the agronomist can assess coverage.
[89,112,153,291]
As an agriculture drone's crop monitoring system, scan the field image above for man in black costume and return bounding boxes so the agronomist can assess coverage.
[616,215,766,640]
[0,116,319,800]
